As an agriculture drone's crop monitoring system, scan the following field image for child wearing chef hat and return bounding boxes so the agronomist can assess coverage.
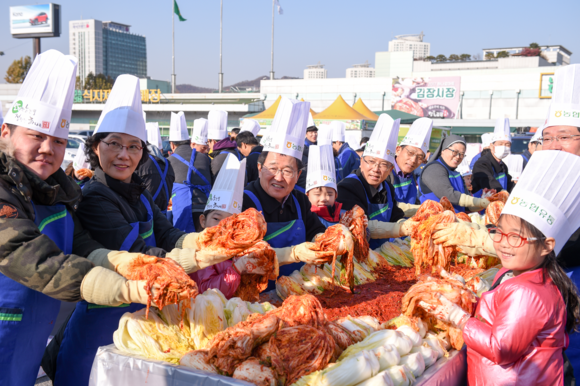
[422,150,580,385]
[306,145,342,227]
[191,154,267,299]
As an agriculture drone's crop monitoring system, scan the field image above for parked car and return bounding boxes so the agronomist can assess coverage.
[510,133,534,155]
[69,130,93,141]
[61,136,86,169]
[30,12,48,25]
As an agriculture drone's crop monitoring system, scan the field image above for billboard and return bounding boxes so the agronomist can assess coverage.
[391,76,461,119]
[397,126,450,153]
[539,72,554,99]
[10,3,61,38]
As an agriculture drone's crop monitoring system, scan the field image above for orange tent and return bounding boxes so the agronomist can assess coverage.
[353,98,379,120]
[251,96,282,119]
[313,95,370,120]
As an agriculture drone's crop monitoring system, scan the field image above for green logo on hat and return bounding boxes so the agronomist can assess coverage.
[12,100,23,114]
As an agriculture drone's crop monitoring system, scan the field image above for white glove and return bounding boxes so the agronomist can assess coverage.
[165,248,201,274]
[397,202,420,218]
[419,293,471,330]
[274,243,328,266]
[232,252,266,274]
[459,194,490,211]
[177,232,201,250]
[80,267,154,306]
[86,249,157,277]
[432,222,497,257]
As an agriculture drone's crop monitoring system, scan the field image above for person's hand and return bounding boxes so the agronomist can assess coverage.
[233,252,266,275]
[74,168,93,180]
[399,219,418,236]
[432,222,486,248]
[419,293,471,330]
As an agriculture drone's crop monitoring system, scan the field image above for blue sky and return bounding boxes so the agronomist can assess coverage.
[2,0,579,88]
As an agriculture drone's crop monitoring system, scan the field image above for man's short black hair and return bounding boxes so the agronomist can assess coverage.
[236,131,259,148]
[306,126,318,132]
[170,140,190,147]
[360,136,370,145]
[257,151,303,171]
[230,128,240,134]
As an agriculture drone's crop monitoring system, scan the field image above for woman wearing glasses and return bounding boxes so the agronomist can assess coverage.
[419,134,490,213]
[421,150,579,386]
[471,118,515,194]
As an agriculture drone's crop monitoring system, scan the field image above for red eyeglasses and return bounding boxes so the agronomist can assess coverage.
[488,227,545,248]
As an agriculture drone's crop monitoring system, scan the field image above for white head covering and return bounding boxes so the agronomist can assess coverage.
[456,160,472,177]
[73,142,90,170]
[492,118,512,143]
[262,97,310,159]
[204,154,246,215]
[146,122,162,149]
[502,150,580,255]
[481,132,493,148]
[191,118,208,145]
[545,64,580,129]
[94,75,147,142]
[330,121,346,142]
[400,117,433,154]
[317,124,332,146]
[530,127,543,144]
[4,50,77,140]
[208,110,228,140]
[240,119,261,136]
[307,112,315,128]
[169,112,189,141]
[306,145,337,193]
[363,114,400,165]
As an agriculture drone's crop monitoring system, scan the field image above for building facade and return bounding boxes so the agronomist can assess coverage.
[69,19,146,84]
[304,64,327,79]
[346,62,375,78]
[482,45,571,66]
[388,33,430,60]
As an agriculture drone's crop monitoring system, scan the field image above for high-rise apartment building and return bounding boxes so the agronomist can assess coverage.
[388,32,430,60]
[304,64,327,79]
[346,62,375,78]
[69,19,146,85]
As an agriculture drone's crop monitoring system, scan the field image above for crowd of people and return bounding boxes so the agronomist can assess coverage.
[0,49,579,386]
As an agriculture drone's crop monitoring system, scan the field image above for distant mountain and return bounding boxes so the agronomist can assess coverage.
[176,75,300,93]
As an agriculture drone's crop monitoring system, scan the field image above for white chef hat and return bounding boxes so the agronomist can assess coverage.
[317,124,332,146]
[306,145,337,193]
[481,132,493,148]
[240,119,261,136]
[204,154,246,215]
[492,118,512,143]
[545,64,580,129]
[94,75,147,142]
[191,118,208,145]
[363,114,400,165]
[208,110,228,140]
[73,142,90,171]
[4,50,77,140]
[400,117,433,154]
[502,150,580,255]
[530,127,543,144]
[330,121,346,142]
[307,112,315,129]
[169,112,189,141]
[262,97,310,159]
[146,122,162,149]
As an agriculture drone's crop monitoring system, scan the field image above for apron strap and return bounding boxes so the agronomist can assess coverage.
[291,194,302,221]
[173,150,211,187]
[148,155,169,201]
[244,190,262,212]
[294,185,305,194]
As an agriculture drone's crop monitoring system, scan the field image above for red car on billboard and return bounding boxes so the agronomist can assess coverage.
[30,12,48,25]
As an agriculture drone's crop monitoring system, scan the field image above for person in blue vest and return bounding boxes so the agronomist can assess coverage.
[389,117,433,217]
[471,118,515,194]
[242,98,354,291]
[304,113,318,147]
[419,134,490,213]
[0,51,158,386]
[331,121,360,179]
[49,75,237,386]
[306,145,342,227]
[236,131,262,184]
[136,122,175,213]
[522,128,543,169]
[210,110,242,178]
[168,116,213,232]
[337,115,417,249]
[469,132,493,170]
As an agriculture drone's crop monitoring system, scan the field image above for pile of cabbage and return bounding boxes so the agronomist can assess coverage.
[276,239,413,299]
[292,317,449,386]
[113,288,276,363]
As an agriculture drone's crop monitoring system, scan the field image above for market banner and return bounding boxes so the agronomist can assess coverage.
[391,77,461,119]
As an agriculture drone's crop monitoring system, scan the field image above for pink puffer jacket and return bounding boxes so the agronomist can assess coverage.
[463,267,567,386]
[189,261,241,299]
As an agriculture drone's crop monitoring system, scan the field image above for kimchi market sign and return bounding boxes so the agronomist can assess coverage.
[75,89,162,103]
[391,77,461,119]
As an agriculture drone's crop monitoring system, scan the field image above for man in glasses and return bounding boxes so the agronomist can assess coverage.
[471,118,515,194]
[388,118,434,217]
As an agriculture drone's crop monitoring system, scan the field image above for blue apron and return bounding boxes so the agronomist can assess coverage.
[54,194,156,386]
[419,159,466,213]
[316,209,346,228]
[336,146,360,181]
[345,174,393,249]
[391,170,418,205]
[149,155,170,214]
[244,190,306,291]
[0,202,73,386]
[171,149,211,233]
[334,158,343,182]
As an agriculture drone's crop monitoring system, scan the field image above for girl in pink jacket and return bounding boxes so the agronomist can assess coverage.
[422,150,580,385]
